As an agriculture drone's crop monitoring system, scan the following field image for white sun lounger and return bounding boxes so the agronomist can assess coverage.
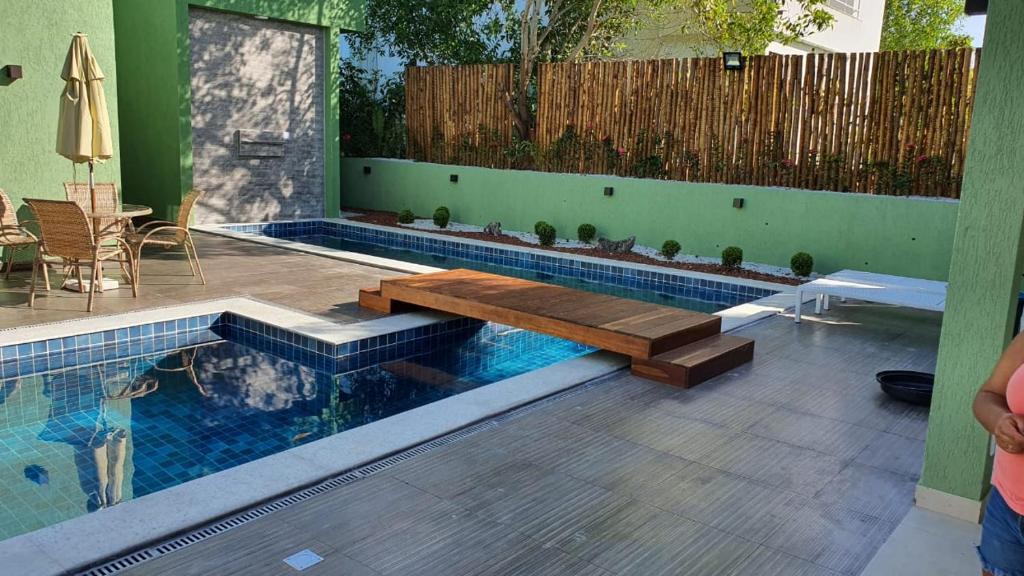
[794,270,947,323]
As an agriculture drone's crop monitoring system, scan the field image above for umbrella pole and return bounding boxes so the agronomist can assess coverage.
[89,160,97,220]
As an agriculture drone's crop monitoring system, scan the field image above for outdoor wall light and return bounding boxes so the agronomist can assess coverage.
[733,197,745,209]
[604,187,614,197]
[450,174,459,183]
[363,166,372,175]
[3,65,23,81]
[722,52,744,71]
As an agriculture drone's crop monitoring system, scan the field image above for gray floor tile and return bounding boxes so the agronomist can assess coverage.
[551,498,666,559]
[746,408,881,460]
[278,476,449,550]
[634,461,805,543]
[726,546,841,576]
[778,385,882,425]
[120,519,358,576]
[471,471,628,544]
[476,543,613,576]
[854,432,926,479]
[595,406,740,461]
[389,442,540,501]
[853,394,929,434]
[885,410,930,441]
[763,502,898,575]
[542,432,693,496]
[639,387,779,431]
[579,509,758,576]
[696,434,847,494]
[343,503,530,576]
[813,463,917,523]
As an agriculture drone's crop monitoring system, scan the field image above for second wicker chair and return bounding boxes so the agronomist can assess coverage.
[125,189,206,287]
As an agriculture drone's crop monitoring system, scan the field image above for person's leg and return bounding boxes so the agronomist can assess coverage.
[978,488,1024,576]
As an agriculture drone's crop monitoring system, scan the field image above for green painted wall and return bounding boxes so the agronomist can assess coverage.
[342,158,959,280]
[919,0,1024,506]
[0,0,121,223]
[113,0,364,220]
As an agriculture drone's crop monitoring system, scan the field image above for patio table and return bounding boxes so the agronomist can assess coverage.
[86,203,153,221]
[64,203,154,292]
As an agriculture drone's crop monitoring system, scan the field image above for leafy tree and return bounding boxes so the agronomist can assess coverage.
[682,0,836,55]
[352,1,519,66]
[351,0,835,140]
[339,62,406,158]
[353,0,688,139]
[880,0,972,51]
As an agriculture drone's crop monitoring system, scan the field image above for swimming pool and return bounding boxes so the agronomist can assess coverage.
[0,313,591,541]
[221,220,779,313]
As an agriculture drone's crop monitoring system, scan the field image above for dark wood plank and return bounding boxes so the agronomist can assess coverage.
[374,269,743,363]
[631,334,755,388]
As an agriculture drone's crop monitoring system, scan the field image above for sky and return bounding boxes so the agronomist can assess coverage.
[964,15,986,47]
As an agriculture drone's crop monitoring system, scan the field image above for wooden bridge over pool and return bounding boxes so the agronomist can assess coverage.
[359,269,753,388]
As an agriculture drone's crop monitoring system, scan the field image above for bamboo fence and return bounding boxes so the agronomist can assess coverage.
[404,48,981,198]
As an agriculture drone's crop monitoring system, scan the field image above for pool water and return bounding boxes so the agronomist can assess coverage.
[0,323,590,541]
[294,234,730,313]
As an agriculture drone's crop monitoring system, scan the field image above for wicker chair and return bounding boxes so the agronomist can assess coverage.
[0,189,47,285]
[64,182,124,239]
[126,189,205,286]
[25,199,137,312]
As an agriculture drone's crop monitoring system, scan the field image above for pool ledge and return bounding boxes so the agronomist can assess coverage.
[0,297,454,349]
[194,217,793,294]
[191,223,807,334]
[0,303,626,574]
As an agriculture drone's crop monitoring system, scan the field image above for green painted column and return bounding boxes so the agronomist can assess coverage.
[919,0,1024,516]
[325,29,342,218]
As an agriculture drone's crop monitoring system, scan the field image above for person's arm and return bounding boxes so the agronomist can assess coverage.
[974,333,1024,454]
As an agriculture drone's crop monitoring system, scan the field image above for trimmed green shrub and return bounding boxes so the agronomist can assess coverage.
[534,220,550,235]
[721,246,743,267]
[790,252,814,277]
[433,206,450,228]
[537,223,557,246]
[577,223,596,243]
[661,240,682,260]
[397,209,415,224]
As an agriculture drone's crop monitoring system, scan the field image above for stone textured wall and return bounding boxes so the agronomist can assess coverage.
[189,8,324,223]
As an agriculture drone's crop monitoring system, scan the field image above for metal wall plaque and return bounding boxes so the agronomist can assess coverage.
[237,129,289,158]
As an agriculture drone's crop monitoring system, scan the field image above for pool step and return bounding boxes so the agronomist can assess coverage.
[359,288,394,313]
[631,334,754,388]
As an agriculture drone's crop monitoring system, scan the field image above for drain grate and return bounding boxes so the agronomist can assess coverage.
[74,372,613,576]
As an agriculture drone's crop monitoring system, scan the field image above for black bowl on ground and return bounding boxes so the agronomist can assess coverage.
[877,370,935,407]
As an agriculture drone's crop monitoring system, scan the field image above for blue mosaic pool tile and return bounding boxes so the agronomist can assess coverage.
[0,312,224,378]
[227,220,778,306]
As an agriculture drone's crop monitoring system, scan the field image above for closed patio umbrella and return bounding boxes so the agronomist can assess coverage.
[56,33,112,217]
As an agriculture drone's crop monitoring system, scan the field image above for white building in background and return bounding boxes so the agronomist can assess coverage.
[622,0,886,59]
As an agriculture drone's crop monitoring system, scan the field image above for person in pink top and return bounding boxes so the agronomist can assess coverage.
[975,335,1024,576]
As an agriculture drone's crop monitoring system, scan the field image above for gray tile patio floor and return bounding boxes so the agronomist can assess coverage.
[0,232,399,329]
[113,301,940,576]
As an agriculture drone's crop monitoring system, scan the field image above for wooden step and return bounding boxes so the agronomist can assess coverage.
[358,288,394,313]
[376,269,722,359]
[631,334,754,389]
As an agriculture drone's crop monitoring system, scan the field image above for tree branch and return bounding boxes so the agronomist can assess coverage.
[567,0,604,61]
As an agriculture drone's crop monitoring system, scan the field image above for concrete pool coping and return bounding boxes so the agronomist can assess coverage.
[193,220,810,333]
[0,298,629,575]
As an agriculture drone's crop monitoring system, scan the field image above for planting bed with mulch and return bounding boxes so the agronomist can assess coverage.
[345,208,802,286]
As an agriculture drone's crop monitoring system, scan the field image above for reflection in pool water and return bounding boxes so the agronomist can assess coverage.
[0,324,590,541]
